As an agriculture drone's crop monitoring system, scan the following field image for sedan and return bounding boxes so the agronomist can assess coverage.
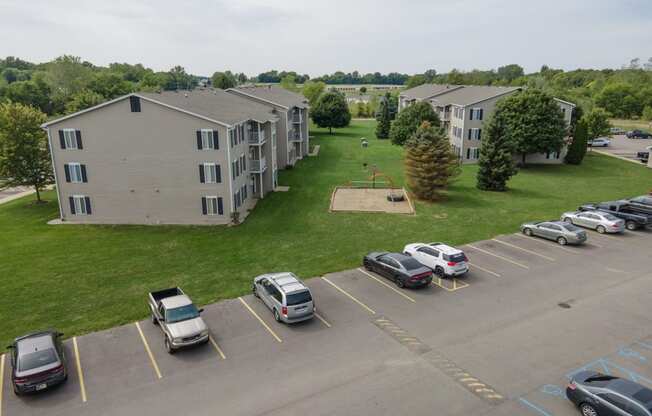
[627,130,652,139]
[520,220,587,245]
[610,127,626,135]
[567,370,652,416]
[363,252,433,288]
[8,330,67,395]
[561,211,625,234]
[588,137,610,147]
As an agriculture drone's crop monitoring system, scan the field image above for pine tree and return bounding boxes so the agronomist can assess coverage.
[404,121,460,201]
[476,112,518,191]
[564,119,588,165]
[375,95,391,139]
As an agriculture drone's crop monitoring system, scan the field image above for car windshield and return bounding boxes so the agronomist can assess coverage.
[444,253,466,263]
[18,348,58,371]
[633,196,652,205]
[286,290,312,306]
[400,258,425,270]
[562,224,582,232]
[166,304,200,323]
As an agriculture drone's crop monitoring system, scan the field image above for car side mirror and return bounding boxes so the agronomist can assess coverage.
[6,345,13,349]
[198,308,204,314]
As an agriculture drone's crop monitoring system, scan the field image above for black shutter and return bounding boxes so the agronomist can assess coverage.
[199,165,205,183]
[478,129,482,140]
[75,130,83,149]
[196,131,203,150]
[212,130,219,149]
[216,165,221,183]
[201,197,207,215]
[85,197,92,214]
[59,130,66,149]
[469,110,473,120]
[64,164,71,182]
[480,109,484,120]
[81,165,88,182]
[468,129,472,140]
[467,148,471,159]
[217,198,223,215]
[69,197,76,214]
[242,156,246,171]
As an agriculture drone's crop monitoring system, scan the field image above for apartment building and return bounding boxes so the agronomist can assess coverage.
[399,85,575,164]
[227,85,309,170]
[41,88,308,225]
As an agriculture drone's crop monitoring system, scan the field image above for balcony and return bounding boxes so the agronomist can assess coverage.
[250,157,267,173]
[292,112,302,123]
[441,111,451,121]
[248,130,266,145]
[288,128,302,142]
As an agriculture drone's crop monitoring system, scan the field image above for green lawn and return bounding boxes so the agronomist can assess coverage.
[2,119,652,347]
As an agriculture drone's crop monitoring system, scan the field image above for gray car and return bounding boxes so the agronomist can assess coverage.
[8,330,68,395]
[520,220,588,245]
[561,210,625,234]
[252,273,314,324]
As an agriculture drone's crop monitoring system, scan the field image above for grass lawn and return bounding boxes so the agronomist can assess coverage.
[610,118,652,133]
[2,119,652,347]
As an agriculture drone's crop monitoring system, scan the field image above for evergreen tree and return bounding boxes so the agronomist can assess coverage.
[311,91,351,134]
[564,119,588,165]
[375,94,391,139]
[389,101,440,146]
[404,121,460,201]
[476,113,518,191]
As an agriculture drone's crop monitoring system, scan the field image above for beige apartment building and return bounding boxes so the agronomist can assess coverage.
[399,85,575,164]
[42,87,310,225]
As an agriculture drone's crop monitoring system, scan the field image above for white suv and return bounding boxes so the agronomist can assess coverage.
[403,242,469,277]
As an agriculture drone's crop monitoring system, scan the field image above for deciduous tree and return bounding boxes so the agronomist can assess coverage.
[65,89,105,113]
[389,101,440,146]
[311,91,351,134]
[211,71,237,89]
[302,81,325,107]
[583,107,611,140]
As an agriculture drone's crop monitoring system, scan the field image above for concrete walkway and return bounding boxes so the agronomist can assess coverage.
[0,186,35,205]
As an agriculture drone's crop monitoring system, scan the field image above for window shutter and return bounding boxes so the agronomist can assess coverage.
[130,96,141,112]
[212,130,219,149]
[59,130,66,149]
[242,156,246,171]
[468,129,472,140]
[216,165,221,183]
[201,197,207,215]
[217,198,223,215]
[196,131,203,150]
[479,109,484,120]
[69,197,76,214]
[81,165,88,182]
[75,130,83,149]
[64,164,71,182]
[469,109,473,120]
[467,148,471,159]
[478,129,482,140]
[199,165,205,183]
[85,197,92,214]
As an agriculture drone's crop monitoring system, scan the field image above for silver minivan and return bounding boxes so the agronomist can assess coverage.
[252,273,314,324]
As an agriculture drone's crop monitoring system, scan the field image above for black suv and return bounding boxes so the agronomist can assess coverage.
[626,130,652,139]
[8,330,68,395]
[567,371,652,415]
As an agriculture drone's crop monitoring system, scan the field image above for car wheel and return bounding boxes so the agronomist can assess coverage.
[557,236,568,246]
[395,277,405,288]
[626,220,638,231]
[523,228,533,236]
[580,403,598,416]
[165,337,175,354]
[434,266,445,278]
[274,309,281,322]
[596,225,606,234]
[563,217,573,224]
[151,314,158,325]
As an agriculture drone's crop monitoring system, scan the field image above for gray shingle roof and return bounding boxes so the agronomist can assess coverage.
[229,85,309,109]
[139,89,278,125]
[400,84,462,100]
[429,85,521,106]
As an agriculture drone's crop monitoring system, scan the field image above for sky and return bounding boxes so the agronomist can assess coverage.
[1,0,651,77]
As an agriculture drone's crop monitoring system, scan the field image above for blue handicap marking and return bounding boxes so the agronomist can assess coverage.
[519,398,554,416]
[619,347,647,362]
[541,384,564,397]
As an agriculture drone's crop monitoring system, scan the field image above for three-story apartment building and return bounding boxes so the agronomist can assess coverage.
[42,88,307,225]
[399,85,575,164]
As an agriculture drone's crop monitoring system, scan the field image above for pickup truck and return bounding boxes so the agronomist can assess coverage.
[148,287,209,353]
[579,201,652,231]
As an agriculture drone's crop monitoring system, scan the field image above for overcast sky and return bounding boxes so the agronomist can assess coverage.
[1,0,651,77]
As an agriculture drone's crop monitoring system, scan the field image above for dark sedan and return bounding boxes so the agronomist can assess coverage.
[567,370,652,415]
[8,330,68,395]
[363,252,433,288]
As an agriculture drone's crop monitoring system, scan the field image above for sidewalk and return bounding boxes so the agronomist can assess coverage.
[0,186,36,205]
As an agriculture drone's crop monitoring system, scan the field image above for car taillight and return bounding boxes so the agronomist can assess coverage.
[14,377,29,384]
[447,262,457,266]
[567,381,576,390]
[282,306,288,316]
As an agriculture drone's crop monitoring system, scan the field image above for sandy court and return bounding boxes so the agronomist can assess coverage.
[330,187,414,214]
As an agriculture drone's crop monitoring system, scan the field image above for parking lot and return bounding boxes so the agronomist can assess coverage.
[1,227,651,416]
[595,134,651,162]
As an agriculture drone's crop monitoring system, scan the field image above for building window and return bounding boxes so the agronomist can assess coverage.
[470,108,483,120]
[69,195,91,215]
[200,163,221,183]
[201,130,214,150]
[466,147,480,160]
[60,129,82,149]
[202,196,223,215]
[229,129,236,147]
[65,163,87,183]
[469,128,482,140]
[546,151,560,159]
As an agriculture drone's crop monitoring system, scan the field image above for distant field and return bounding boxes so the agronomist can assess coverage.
[610,118,652,133]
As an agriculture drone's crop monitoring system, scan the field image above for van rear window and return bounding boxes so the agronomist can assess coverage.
[444,253,466,263]
[286,290,312,306]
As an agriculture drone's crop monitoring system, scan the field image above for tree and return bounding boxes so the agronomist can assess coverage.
[302,81,325,107]
[476,112,518,191]
[359,86,367,94]
[497,89,567,166]
[404,121,460,200]
[280,74,298,92]
[211,71,237,89]
[167,66,195,90]
[595,83,640,118]
[389,101,440,146]
[2,73,52,114]
[311,91,351,134]
[65,89,105,113]
[375,93,391,139]
[88,72,133,99]
[564,119,588,165]
[497,64,525,82]
[405,74,427,89]
[45,55,93,101]
[0,102,53,202]
[583,108,611,140]
[643,106,652,121]
[356,101,366,118]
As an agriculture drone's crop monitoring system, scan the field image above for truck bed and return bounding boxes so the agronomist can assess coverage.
[149,287,183,305]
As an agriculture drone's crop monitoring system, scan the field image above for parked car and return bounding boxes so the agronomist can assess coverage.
[580,201,652,230]
[610,127,626,135]
[638,151,650,164]
[148,287,208,353]
[403,242,469,278]
[588,137,611,147]
[363,252,433,288]
[7,330,67,395]
[252,273,314,323]
[520,220,587,245]
[567,370,652,416]
[561,211,625,234]
[626,130,652,139]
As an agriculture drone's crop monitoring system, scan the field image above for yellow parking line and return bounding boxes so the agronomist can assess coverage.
[314,312,332,328]
[72,337,87,403]
[0,354,5,416]
[208,336,226,360]
[468,262,502,277]
[466,244,530,269]
[321,276,376,315]
[492,238,556,261]
[134,322,163,379]
[356,268,416,303]
[238,297,283,343]
[432,277,469,292]
[512,233,579,254]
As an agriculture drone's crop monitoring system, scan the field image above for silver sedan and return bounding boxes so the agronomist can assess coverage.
[561,211,625,234]
[520,220,587,245]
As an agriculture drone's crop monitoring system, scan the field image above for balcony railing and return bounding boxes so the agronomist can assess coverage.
[250,157,267,173]
[248,130,266,145]
[441,111,451,121]
[288,129,302,142]
[292,112,302,123]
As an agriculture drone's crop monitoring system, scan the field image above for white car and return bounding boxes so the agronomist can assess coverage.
[403,242,469,277]
[588,137,610,147]
[560,211,625,234]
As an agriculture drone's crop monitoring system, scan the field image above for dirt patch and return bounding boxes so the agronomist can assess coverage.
[330,187,415,214]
